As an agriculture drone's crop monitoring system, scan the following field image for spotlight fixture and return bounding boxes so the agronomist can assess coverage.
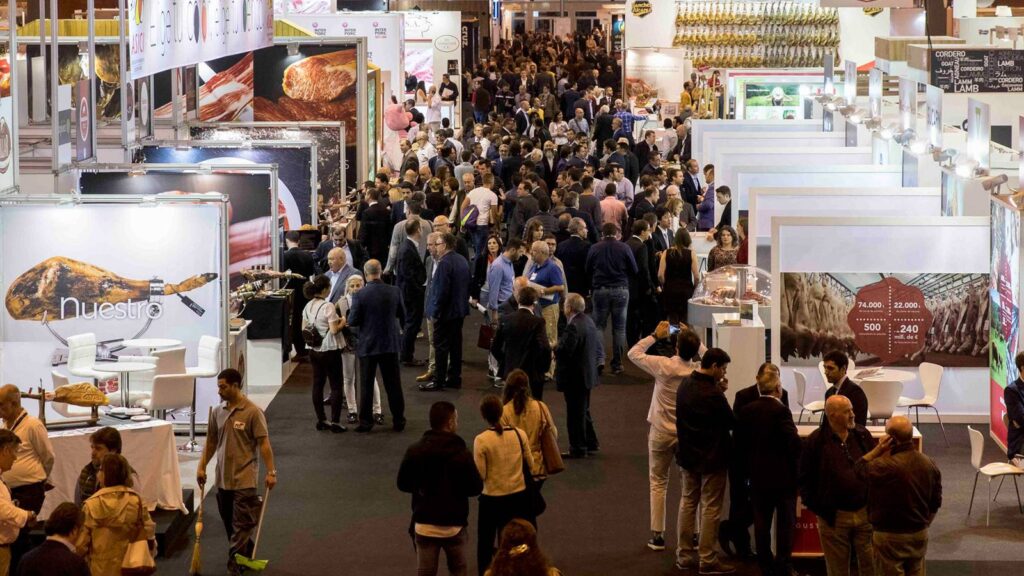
[909,138,928,155]
[863,117,882,130]
[848,109,864,124]
[287,42,300,57]
[879,124,897,140]
[933,148,956,166]
[953,153,980,178]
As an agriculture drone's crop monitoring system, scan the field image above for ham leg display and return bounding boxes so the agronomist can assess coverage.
[5,256,217,321]
[282,49,357,102]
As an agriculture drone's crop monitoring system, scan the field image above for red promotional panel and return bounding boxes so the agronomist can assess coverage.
[792,497,822,557]
[846,277,932,364]
[780,273,989,368]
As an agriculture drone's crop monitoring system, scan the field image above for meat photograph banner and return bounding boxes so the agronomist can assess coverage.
[27,43,122,121]
[0,202,224,420]
[189,123,345,201]
[197,43,361,189]
[128,0,274,80]
[135,142,315,228]
[780,273,989,367]
[990,197,1021,447]
[78,170,275,288]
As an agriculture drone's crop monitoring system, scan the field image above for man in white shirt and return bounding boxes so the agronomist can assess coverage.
[0,385,51,572]
[0,429,34,576]
[627,323,705,554]
[461,173,500,261]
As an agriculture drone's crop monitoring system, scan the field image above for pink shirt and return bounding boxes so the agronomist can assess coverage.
[600,196,627,228]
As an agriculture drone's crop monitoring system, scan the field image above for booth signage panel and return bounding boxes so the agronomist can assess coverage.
[929,48,1024,93]
[819,0,914,5]
[0,95,14,191]
[990,197,1020,449]
[75,80,93,162]
[926,85,942,150]
[129,0,274,80]
[967,98,991,170]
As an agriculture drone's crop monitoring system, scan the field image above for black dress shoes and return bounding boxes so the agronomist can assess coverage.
[418,383,443,392]
[393,421,406,432]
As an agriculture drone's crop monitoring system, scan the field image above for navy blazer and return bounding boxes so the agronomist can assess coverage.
[17,539,91,576]
[427,251,470,321]
[555,312,601,392]
[736,396,801,497]
[346,280,405,356]
[1007,378,1024,459]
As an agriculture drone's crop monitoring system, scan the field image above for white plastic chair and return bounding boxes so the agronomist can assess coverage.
[140,373,196,420]
[860,380,903,425]
[50,371,99,425]
[108,347,186,408]
[967,426,1024,526]
[898,362,948,446]
[183,336,222,451]
[794,370,824,424]
[67,334,106,382]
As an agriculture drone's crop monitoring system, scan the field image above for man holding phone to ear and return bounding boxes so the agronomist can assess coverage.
[856,415,942,576]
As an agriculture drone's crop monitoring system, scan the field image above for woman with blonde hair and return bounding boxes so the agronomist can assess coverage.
[484,519,562,576]
[77,454,155,576]
[336,275,384,425]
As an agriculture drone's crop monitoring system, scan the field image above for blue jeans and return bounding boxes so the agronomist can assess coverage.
[592,286,628,369]
[469,225,490,262]
[474,110,487,124]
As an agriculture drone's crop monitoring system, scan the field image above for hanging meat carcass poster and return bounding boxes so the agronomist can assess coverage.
[780,272,989,367]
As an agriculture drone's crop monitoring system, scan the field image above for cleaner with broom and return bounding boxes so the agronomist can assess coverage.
[197,369,277,576]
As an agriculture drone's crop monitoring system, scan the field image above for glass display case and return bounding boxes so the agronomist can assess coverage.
[688,265,772,327]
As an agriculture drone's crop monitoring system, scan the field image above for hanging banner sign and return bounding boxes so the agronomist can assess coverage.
[128,0,275,80]
[926,84,942,150]
[0,96,14,191]
[76,80,94,161]
[818,0,914,5]
[868,68,882,118]
[930,48,1024,94]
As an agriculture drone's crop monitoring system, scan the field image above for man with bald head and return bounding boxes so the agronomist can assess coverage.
[799,395,878,576]
[856,415,941,576]
[0,384,54,570]
[325,247,360,304]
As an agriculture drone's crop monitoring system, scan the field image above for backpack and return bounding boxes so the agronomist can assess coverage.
[302,301,328,348]
[460,204,480,231]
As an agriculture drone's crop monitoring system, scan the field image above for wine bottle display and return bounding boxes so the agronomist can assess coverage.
[5,256,218,321]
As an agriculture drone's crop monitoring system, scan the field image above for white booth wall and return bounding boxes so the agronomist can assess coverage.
[771,216,990,419]
[716,147,873,196]
[747,186,941,268]
[733,164,904,220]
[691,119,824,164]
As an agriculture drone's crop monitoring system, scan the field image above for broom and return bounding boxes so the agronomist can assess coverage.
[190,407,213,575]
[190,478,205,575]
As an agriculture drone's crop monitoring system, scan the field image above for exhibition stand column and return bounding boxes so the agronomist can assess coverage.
[711,312,765,405]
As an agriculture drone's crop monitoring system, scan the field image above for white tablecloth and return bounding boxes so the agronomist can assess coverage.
[42,420,186,519]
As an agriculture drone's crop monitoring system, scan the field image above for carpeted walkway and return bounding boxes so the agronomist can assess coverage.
[158,319,1024,575]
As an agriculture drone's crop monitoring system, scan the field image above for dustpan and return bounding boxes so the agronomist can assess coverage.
[234,488,272,572]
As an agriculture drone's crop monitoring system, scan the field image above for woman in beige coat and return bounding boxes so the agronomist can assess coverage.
[77,454,155,576]
[500,369,557,485]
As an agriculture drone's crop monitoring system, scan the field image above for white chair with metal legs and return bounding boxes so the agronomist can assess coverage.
[67,334,107,383]
[967,426,1024,526]
[860,380,903,425]
[183,336,222,451]
[794,370,824,424]
[139,373,197,420]
[898,362,949,446]
[107,347,186,408]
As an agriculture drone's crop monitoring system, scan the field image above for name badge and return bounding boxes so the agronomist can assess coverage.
[233,420,246,431]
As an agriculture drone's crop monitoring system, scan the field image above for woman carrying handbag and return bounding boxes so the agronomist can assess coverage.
[500,370,564,494]
[77,454,156,576]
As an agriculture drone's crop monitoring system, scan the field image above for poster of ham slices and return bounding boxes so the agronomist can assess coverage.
[78,170,275,289]
[780,272,989,368]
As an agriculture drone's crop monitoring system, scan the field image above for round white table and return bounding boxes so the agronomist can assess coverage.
[93,361,156,411]
[122,338,183,353]
[849,368,916,383]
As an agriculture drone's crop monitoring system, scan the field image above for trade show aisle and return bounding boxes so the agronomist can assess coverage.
[157,323,1024,575]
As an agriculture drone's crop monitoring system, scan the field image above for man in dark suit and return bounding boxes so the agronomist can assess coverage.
[346,259,406,432]
[555,216,593,297]
[671,124,692,163]
[626,221,653,347]
[721,363,793,559]
[555,293,601,458]
[357,187,393,265]
[735,372,801,576]
[282,230,316,359]
[573,89,595,123]
[423,233,470,392]
[492,286,550,400]
[681,159,702,213]
[514,101,530,135]
[652,207,674,254]
[822,349,869,426]
[16,502,90,576]
[396,220,427,366]
[314,224,367,274]
[592,110,615,148]
[561,82,580,120]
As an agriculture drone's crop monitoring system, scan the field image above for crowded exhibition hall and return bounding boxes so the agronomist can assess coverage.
[2,0,1024,575]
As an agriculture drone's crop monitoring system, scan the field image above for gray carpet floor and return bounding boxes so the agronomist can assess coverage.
[158,319,1024,575]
